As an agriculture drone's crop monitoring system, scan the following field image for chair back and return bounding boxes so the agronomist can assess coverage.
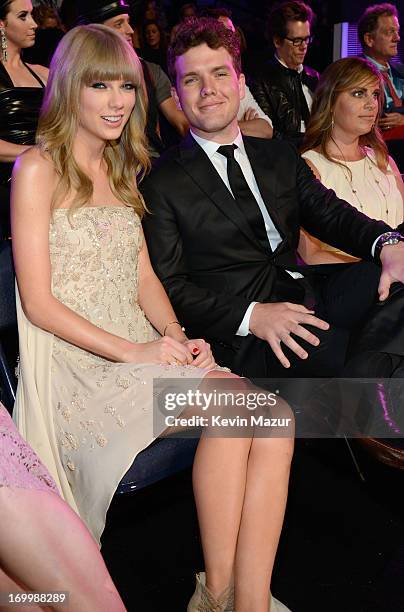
[0,240,17,411]
[0,240,16,330]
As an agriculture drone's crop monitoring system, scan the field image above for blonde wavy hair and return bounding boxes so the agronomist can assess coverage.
[302,57,389,177]
[37,24,150,217]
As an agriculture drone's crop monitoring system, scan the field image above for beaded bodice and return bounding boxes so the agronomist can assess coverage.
[49,206,158,362]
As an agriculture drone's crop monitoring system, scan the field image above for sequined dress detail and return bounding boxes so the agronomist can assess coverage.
[14,206,211,543]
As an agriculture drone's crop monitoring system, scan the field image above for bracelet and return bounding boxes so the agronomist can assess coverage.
[163,320,185,336]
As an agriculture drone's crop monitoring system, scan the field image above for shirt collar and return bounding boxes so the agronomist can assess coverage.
[275,54,303,73]
[190,129,245,160]
[364,54,391,75]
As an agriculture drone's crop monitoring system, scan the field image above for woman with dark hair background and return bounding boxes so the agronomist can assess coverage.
[299,57,404,264]
[0,0,48,239]
[141,18,168,73]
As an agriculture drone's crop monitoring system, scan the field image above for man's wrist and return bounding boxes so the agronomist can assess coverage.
[236,302,258,336]
[374,231,404,264]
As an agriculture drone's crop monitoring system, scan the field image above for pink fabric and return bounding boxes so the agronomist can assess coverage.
[0,404,59,494]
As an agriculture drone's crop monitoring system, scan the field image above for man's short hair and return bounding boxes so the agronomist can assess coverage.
[167,17,241,83]
[357,3,399,50]
[267,1,314,43]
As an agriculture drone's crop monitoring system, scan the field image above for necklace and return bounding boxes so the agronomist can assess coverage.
[339,153,390,221]
[366,157,389,218]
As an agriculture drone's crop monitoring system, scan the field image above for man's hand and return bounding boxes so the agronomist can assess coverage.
[379,112,404,130]
[378,242,404,300]
[249,302,330,368]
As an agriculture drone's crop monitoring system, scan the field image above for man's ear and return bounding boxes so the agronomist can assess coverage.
[238,73,246,101]
[363,32,374,49]
[273,36,282,50]
[171,86,182,110]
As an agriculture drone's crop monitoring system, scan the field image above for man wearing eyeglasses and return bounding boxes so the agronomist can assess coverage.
[251,0,319,142]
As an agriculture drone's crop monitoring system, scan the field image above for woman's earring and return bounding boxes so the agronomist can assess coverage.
[323,112,334,132]
[0,27,7,63]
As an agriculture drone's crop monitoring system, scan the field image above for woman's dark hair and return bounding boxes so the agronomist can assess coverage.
[142,18,167,49]
[0,0,13,21]
[302,57,388,173]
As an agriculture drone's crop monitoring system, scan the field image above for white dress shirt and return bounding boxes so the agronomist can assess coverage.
[190,130,385,336]
[190,130,386,336]
[238,84,273,127]
[191,129,302,336]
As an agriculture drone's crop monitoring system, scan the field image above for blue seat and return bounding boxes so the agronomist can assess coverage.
[0,240,17,413]
[116,435,199,494]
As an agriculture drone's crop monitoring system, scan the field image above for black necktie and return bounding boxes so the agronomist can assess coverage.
[217,144,270,252]
[296,72,310,124]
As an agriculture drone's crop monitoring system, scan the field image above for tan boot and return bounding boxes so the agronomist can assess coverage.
[222,587,292,612]
[187,573,233,612]
[270,594,292,612]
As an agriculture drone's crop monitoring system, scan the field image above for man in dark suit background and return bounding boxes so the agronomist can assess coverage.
[142,17,404,384]
[250,1,319,143]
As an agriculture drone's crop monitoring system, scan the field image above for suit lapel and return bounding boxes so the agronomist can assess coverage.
[178,134,268,253]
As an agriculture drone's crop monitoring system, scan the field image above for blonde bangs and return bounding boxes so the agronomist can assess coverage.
[79,34,143,88]
[37,24,151,216]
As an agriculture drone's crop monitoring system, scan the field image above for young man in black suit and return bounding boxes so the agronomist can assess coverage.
[142,18,404,388]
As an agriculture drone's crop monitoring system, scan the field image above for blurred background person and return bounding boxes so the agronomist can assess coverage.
[201,7,272,138]
[32,4,64,30]
[76,0,188,157]
[357,2,404,172]
[358,3,403,131]
[251,0,319,143]
[170,1,197,43]
[141,18,168,73]
[299,57,404,265]
[24,3,64,65]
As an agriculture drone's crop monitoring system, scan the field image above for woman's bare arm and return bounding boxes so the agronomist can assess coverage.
[11,148,192,365]
[0,139,31,163]
[298,158,359,264]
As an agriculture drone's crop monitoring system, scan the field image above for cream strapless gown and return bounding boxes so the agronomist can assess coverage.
[14,206,215,543]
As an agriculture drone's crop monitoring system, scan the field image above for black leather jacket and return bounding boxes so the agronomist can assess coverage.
[250,58,319,142]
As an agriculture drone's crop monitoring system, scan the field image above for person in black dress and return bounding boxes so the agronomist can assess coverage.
[0,0,48,238]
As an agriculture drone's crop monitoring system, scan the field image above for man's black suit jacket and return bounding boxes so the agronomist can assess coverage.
[141,134,391,347]
[249,58,320,140]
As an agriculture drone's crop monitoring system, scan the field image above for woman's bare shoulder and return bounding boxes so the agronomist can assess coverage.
[13,146,57,187]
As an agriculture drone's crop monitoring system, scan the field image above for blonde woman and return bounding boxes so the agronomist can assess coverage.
[11,25,293,612]
[299,57,404,264]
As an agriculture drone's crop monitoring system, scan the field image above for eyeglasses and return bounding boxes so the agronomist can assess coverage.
[283,35,313,47]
